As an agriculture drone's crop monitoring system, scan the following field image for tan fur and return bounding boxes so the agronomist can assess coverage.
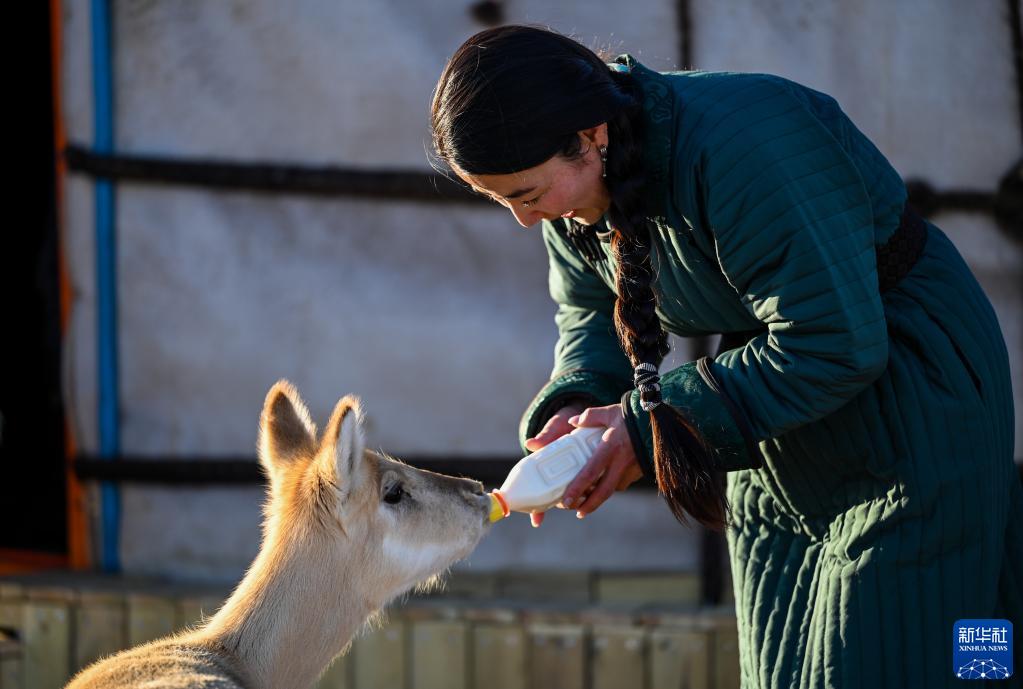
[67,381,491,689]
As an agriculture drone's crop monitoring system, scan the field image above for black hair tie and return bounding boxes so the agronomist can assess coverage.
[634,362,662,411]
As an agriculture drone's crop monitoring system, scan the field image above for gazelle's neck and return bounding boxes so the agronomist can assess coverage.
[199,530,371,689]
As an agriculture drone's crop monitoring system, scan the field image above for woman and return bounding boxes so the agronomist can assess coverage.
[430,25,1021,688]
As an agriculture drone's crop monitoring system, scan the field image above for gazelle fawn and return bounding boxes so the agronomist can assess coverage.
[67,381,492,689]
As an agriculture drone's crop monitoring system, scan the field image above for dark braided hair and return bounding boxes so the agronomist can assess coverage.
[431,25,729,530]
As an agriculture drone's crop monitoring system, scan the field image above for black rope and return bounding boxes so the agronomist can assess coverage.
[995,159,1023,239]
[904,181,998,216]
[63,143,1018,233]
[63,144,486,204]
[75,458,265,484]
[906,177,1021,242]
[72,455,659,489]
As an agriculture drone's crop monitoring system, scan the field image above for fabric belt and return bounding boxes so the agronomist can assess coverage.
[717,204,928,354]
[876,205,928,292]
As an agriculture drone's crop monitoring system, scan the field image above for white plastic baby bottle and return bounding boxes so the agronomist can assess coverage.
[487,426,604,522]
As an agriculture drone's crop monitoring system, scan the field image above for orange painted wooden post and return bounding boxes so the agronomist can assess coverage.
[51,0,91,572]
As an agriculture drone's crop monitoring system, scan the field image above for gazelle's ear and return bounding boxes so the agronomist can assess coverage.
[258,380,316,483]
[318,395,366,504]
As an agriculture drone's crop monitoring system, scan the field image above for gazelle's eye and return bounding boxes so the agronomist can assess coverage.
[383,483,404,505]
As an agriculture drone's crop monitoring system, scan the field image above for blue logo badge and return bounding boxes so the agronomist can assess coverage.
[953,619,1013,680]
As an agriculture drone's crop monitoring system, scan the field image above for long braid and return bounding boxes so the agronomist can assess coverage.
[602,71,730,531]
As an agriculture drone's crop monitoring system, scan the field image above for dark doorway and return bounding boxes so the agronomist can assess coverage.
[0,0,67,555]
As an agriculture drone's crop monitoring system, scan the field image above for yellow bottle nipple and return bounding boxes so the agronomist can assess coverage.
[488,492,509,523]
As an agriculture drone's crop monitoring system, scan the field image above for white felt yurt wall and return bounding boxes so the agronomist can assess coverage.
[59,0,1020,580]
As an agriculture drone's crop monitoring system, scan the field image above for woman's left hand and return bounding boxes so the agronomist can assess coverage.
[559,404,644,518]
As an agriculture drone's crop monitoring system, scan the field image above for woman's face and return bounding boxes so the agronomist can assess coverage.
[455,125,610,228]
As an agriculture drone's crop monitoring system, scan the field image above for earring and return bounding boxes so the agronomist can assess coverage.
[599,144,608,178]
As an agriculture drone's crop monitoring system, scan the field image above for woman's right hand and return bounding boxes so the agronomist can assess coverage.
[523,401,587,528]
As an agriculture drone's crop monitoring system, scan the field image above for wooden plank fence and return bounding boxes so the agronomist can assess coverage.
[0,571,739,689]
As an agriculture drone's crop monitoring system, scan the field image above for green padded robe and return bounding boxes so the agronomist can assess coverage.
[519,56,1022,688]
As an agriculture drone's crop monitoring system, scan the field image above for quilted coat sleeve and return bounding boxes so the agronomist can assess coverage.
[518,220,633,453]
[702,79,889,441]
[625,77,889,468]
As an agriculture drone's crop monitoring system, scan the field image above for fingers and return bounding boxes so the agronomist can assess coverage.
[525,405,584,452]
[530,511,545,528]
[575,457,627,517]
[525,423,565,452]
[557,482,594,509]
[567,405,616,429]
[559,404,626,509]
[566,404,644,517]
[526,403,637,522]
[615,463,644,491]
[525,415,562,451]
[524,437,546,452]
[560,441,613,509]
